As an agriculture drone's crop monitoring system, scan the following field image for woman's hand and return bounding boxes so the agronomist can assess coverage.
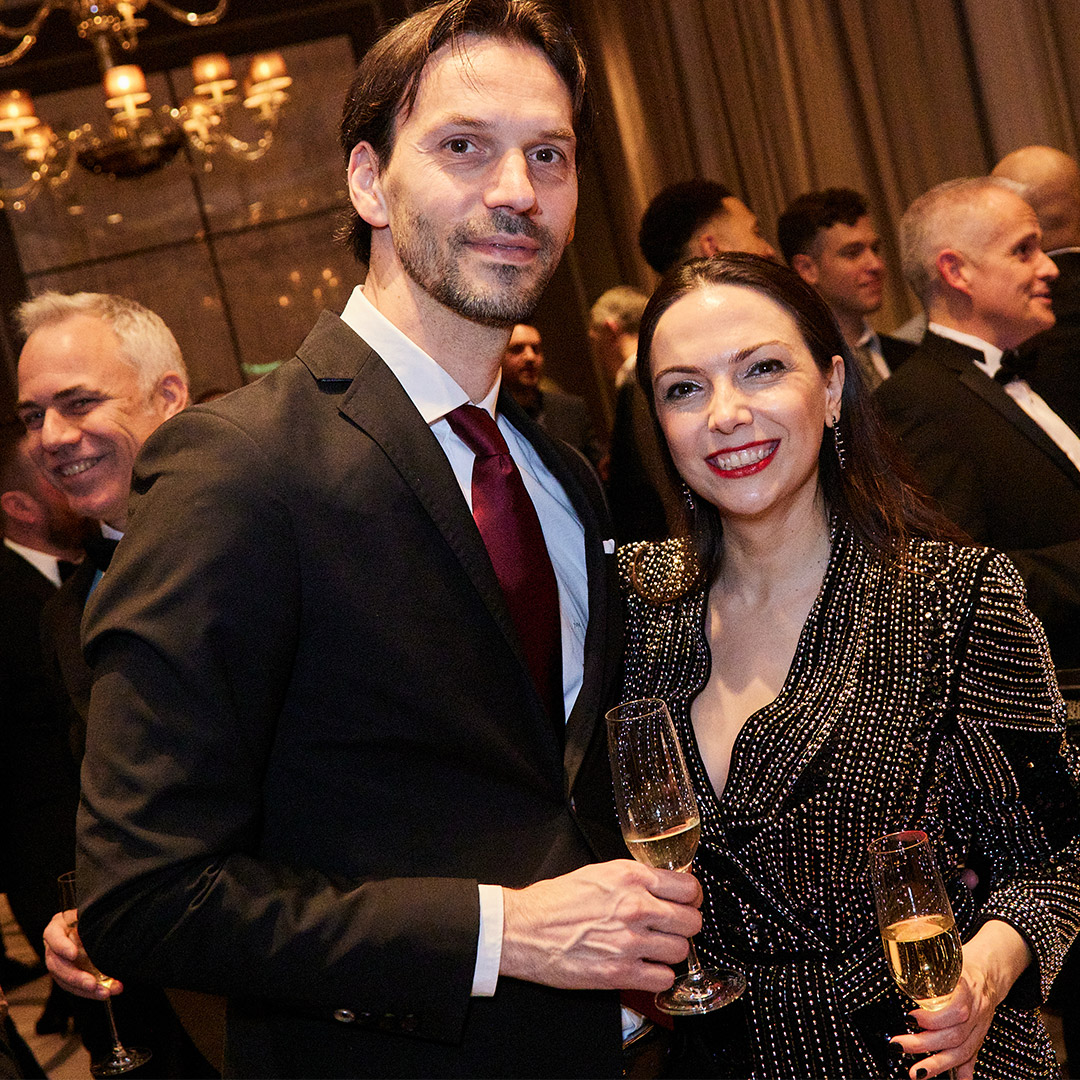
[889,920,1031,1079]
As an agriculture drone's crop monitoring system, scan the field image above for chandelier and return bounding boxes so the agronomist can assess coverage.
[0,1,291,208]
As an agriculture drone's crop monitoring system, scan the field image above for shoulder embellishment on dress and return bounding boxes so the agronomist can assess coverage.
[625,536,701,605]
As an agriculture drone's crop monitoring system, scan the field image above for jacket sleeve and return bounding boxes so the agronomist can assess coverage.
[76,407,479,1043]
[945,550,1080,1006]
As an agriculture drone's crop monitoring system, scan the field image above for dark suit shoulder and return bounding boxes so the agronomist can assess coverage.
[880,333,917,372]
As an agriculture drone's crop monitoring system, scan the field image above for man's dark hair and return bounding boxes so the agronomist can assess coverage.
[340,0,590,265]
[777,187,869,264]
[638,179,733,275]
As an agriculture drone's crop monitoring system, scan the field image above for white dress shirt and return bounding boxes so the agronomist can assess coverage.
[339,286,590,998]
[928,322,1080,474]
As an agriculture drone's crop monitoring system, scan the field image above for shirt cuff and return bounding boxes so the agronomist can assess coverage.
[471,883,504,996]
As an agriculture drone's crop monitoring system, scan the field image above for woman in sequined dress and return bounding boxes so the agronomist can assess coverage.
[619,253,1080,1080]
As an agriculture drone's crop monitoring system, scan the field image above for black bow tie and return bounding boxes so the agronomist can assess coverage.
[994,349,1035,385]
[57,559,79,582]
[84,533,119,573]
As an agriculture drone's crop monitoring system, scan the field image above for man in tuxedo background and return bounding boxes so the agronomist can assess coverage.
[15,295,211,1077]
[993,146,1080,436]
[777,187,915,388]
[49,3,702,1077]
[876,176,1080,667]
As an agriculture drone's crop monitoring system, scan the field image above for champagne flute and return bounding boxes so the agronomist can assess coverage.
[606,697,746,1015]
[58,871,152,1077]
[868,831,962,1078]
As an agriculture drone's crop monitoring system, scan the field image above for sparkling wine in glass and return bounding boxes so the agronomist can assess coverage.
[868,831,962,1078]
[867,831,962,1010]
[606,697,746,1015]
[58,871,152,1078]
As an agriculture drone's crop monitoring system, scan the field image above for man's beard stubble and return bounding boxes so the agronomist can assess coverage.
[393,207,562,328]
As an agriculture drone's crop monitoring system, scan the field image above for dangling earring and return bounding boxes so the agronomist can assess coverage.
[832,414,847,471]
[682,482,696,514]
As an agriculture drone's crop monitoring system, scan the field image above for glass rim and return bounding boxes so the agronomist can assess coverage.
[867,829,928,855]
[604,697,669,724]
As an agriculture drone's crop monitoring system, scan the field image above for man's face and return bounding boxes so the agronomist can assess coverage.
[16,314,184,529]
[796,215,884,319]
[352,36,578,328]
[958,189,1058,349]
[501,324,544,392]
[702,198,778,260]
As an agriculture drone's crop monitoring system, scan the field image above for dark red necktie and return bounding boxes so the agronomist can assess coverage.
[446,404,564,727]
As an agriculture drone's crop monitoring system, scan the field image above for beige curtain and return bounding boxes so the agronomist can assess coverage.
[573,0,1080,329]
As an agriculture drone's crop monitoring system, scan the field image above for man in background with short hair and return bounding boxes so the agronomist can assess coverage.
[778,187,914,388]
[876,176,1080,667]
[500,322,600,467]
[638,178,777,276]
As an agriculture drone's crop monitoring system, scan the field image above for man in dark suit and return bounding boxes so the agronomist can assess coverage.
[994,146,1080,436]
[876,176,1080,667]
[778,187,915,389]
[0,421,84,1000]
[44,4,702,1077]
[500,323,602,467]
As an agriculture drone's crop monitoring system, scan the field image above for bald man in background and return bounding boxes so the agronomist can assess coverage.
[993,146,1080,436]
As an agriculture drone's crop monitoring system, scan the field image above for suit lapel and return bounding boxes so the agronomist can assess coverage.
[927,333,1080,485]
[297,313,612,781]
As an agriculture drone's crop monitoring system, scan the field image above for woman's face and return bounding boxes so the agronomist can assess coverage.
[649,283,844,528]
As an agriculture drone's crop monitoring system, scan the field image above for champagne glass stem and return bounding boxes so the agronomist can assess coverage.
[684,938,707,980]
[103,999,126,1057]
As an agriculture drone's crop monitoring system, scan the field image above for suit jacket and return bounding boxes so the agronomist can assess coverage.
[532,387,602,469]
[76,312,625,1078]
[0,544,79,947]
[875,330,1080,666]
[879,331,916,372]
[1020,249,1080,435]
[608,378,682,543]
[39,557,96,764]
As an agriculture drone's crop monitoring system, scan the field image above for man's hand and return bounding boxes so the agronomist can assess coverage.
[43,909,124,1000]
[500,859,702,991]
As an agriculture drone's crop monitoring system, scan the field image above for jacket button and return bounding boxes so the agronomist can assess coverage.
[332,1009,355,1024]
[401,1014,419,1033]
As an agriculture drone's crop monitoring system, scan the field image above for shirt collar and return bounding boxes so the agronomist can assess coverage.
[339,285,500,421]
[927,321,1004,377]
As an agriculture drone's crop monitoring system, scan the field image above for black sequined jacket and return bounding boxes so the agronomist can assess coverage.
[619,525,1080,1080]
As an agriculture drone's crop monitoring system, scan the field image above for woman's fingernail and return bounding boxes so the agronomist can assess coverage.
[888,1040,905,1055]
[915,1070,928,1079]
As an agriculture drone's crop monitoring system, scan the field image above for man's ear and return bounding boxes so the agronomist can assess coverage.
[937,249,971,294]
[1,488,39,525]
[696,230,720,258]
[155,373,189,418]
[347,141,389,229]
[790,253,818,285]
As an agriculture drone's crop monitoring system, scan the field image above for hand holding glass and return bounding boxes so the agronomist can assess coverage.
[606,697,746,1014]
[868,830,962,1078]
[58,871,151,1077]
